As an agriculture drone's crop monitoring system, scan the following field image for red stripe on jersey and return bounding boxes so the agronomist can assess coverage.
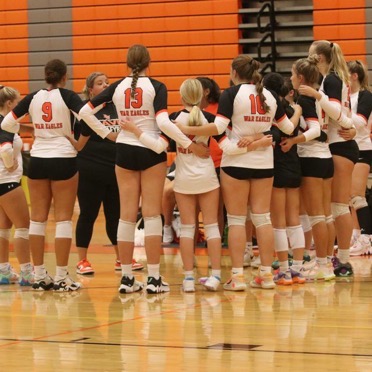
[11,111,18,120]
[304,117,319,122]
[276,114,286,123]
[160,135,169,144]
[88,101,95,110]
[217,135,227,144]
[156,109,168,117]
[357,113,367,123]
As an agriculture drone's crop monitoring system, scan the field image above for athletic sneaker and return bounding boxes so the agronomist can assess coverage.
[243,246,253,267]
[273,269,292,285]
[76,259,95,275]
[19,270,35,286]
[223,274,247,291]
[32,274,54,291]
[146,276,170,294]
[250,272,276,289]
[0,267,19,285]
[163,225,174,244]
[114,259,144,271]
[119,275,144,294]
[304,264,336,281]
[251,255,261,269]
[350,234,371,256]
[332,257,354,277]
[182,277,195,293]
[290,268,306,284]
[200,275,221,291]
[53,276,82,292]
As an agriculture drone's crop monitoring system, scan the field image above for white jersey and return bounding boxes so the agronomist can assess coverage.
[215,84,294,169]
[318,72,353,144]
[1,88,82,158]
[350,90,372,151]
[171,110,219,194]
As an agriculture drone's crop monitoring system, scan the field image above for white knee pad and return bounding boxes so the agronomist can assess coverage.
[55,221,72,239]
[117,219,136,242]
[227,214,246,227]
[308,215,326,227]
[0,228,11,240]
[204,223,221,241]
[350,195,368,210]
[325,215,334,224]
[286,225,305,250]
[299,214,311,233]
[180,224,195,239]
[14,228,29,240]
[273,228,289,252]
[251,212,271,228]
[29,221,47,236]
[144,215,162,237]
[331,203,350,219]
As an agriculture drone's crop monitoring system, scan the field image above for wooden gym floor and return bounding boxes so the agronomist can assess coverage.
[1,207,372,371]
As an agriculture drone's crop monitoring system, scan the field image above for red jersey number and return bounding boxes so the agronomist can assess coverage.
[124,88,143,109]
[42,102,53,122]
[249,94,266,115]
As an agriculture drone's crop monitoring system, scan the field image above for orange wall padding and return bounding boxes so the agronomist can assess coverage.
[313,1,367,63]
[71,0,240,112]
[0,0,29,95]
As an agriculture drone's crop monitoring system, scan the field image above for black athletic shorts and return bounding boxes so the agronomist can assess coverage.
[116,143,167,171]
[273,175,301,188]
[222,166,274,180]
[0,182,20,196]
[300,157,334,179]
[28,157,77,180]
[329,140,359,164]
[357,150,372,166]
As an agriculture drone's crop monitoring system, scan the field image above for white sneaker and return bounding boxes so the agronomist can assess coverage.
[243,246,253,267]
[53,275,82,291]
[223,274,247,291]
[163,225,174,244]
[350,234,371,256]
[251,255,261,269]
[182,278,195,293]
[302,264,335,281]
[200,275,221,291]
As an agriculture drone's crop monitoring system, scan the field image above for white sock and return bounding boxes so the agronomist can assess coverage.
[232,267,243,276]
[211,269,221,279]
[34,264,46,278]
[184,270,194,280]
[0,262,10,272]
[20,262,33,272]
[316,257,327,267]
[147,263,160,279]
[259,265,272,275]
[121,264,133,278]
[55,266,68,281]
[338,249,350,264]
[279,260,289,271]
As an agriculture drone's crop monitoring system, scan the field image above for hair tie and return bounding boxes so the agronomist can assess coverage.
[330,42,334,48]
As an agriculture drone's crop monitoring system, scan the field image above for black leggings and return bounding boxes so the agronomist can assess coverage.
[75,168,120,248]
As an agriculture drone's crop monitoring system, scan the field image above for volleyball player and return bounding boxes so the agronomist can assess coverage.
[70,72,143,275]
[175,55,300,290]
[347,60,372,255]
[79,44,209,294]
[0,86,33,286]
[1,59,94,291]
[299,41,358,277]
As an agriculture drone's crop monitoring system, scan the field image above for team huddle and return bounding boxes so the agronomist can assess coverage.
[0,41,371,294]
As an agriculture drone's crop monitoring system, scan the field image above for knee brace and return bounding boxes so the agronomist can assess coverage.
[227,214,246,227]
[308,215,326,227]
[286,225,305,250]
[14,228,29,240]
[274,228,289,252]
[29,221,47,236]
[204,223,221,241]
[331,202,350,219]
[299,214,311,233]
[251,212,271,228]
[117,219,136,242]
[0,228,11,240]
[55,221,72,239]
[180,224,195,239]
[350,195,368,211]
[144,215,162,237]
[325,215,334,224]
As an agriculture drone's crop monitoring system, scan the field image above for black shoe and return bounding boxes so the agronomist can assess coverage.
[333,261,353,277]
[146,276,170,294]
[119,275,144,294]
